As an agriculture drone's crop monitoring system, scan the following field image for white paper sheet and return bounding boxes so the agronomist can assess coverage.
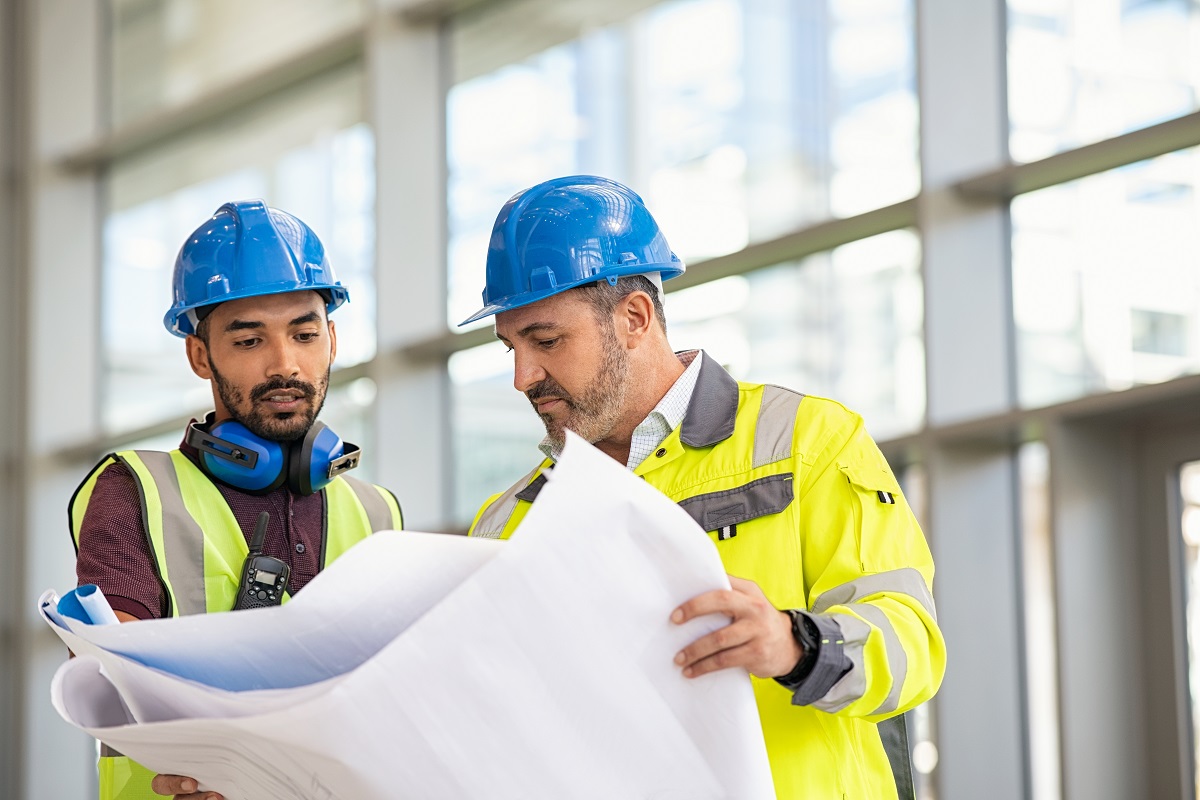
[45,432,776,800]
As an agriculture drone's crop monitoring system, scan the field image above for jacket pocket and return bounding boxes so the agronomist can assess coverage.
[838,461,913,573]
[840,460,903,501]
[678,473,795,532]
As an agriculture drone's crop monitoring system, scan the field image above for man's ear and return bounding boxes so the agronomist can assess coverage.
[616,291,656,348]
[186,334,213,379]
[328,319,338,365]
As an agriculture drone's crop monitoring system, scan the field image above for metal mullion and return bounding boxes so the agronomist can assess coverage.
[957,110,1200,200]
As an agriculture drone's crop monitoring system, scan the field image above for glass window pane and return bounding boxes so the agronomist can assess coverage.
[1008,0,1200,162]
[447,0,917,329]
[666,229,925,439]
[1012,147,1200,408]
[109,0,364,127]
[450,341,547,528]
[318,378,377,483]
[102,66,374,435]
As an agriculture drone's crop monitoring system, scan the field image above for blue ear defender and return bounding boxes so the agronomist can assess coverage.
[290,421,361,495]
[187,420,361,495]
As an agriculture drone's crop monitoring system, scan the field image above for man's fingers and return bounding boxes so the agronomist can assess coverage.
[670,588,744,624]
[151,775,198,795]
[682,641,762,678]
[727,575,762,596]
[150,774,223,799]
[674,620,754,673]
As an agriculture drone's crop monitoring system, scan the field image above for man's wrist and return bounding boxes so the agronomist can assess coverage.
[773,609,820,690]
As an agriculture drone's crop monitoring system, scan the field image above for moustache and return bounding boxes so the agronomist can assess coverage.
[526,379,573,407]
[251,378,316,402]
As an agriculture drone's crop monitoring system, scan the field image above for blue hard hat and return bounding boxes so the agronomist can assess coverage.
[163,200,349,337]
[459,175,684,326]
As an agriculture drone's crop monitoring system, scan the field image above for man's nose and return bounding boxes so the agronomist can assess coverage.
[512,349,546,394]
[266,339,301,379]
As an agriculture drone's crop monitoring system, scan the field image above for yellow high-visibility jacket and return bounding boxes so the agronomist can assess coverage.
[470,353,945,800]
[70,448,403,800]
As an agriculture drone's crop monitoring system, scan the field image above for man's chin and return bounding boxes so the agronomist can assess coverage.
[240,414,311,443]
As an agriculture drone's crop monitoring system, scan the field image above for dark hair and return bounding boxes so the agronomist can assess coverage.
[574,275,667,331]
[194,310,213,344]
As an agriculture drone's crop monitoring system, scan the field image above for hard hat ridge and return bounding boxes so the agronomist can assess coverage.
[459,175,684,325]
[163,199,349,338]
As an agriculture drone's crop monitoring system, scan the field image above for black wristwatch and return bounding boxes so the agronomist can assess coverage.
[773,609,820,690]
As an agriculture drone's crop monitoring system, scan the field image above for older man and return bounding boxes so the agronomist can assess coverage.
[464,175,945,799]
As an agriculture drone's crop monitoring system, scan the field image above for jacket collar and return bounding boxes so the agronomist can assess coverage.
[678,351,738,448]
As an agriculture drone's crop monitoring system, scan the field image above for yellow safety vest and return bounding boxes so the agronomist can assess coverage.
[69,448,403,800]
[470,353,945,800]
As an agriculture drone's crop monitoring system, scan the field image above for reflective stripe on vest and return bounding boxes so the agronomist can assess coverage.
[133,450,217,616]
[753,385,803,468]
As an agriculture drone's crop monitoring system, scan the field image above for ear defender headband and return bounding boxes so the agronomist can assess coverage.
[186,420,361,495]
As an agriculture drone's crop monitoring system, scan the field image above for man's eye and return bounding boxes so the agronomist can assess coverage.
[537,338,559,348]
[233,338,260,348]
[296,332,319,342]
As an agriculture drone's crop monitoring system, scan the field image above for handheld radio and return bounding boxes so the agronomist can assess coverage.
[232,511,291,612]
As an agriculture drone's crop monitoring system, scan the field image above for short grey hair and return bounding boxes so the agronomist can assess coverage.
[574,275,667,331]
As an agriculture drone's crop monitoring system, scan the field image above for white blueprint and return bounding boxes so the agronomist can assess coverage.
[44,432,776,800]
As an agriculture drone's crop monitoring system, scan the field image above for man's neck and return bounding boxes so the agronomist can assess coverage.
[593,348,688,465]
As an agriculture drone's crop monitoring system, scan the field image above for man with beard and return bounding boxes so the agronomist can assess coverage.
[70,200,402,800]
[464,176,945,800]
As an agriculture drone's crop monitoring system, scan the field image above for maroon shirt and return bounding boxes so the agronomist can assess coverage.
[75,426,326,619]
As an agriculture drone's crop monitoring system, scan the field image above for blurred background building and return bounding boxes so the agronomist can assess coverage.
[3,0,1200,797]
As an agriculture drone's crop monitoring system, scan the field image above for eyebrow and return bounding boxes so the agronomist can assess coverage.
[223,311,323,333]
[515,321,562,338]
[290,311,322,326]
[495,322,559,344]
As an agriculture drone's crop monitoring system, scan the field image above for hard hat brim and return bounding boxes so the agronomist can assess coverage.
[165,284,349,338]
[457,263,683,327]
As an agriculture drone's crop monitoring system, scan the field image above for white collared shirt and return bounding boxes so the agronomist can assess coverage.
[538,349,703,469]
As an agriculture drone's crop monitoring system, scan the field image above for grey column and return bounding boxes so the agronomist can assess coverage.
[917,0,1028,798]
[1049,420,1148,800]
[22,1,106,798]
[367,0,452,530]
[0,1,31,797]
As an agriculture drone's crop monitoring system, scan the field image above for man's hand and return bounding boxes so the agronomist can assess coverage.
[150,774,223,800]
[671,575,802,679]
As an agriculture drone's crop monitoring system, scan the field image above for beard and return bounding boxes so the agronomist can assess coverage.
[525,322,630,451]
[210,362,329,443]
